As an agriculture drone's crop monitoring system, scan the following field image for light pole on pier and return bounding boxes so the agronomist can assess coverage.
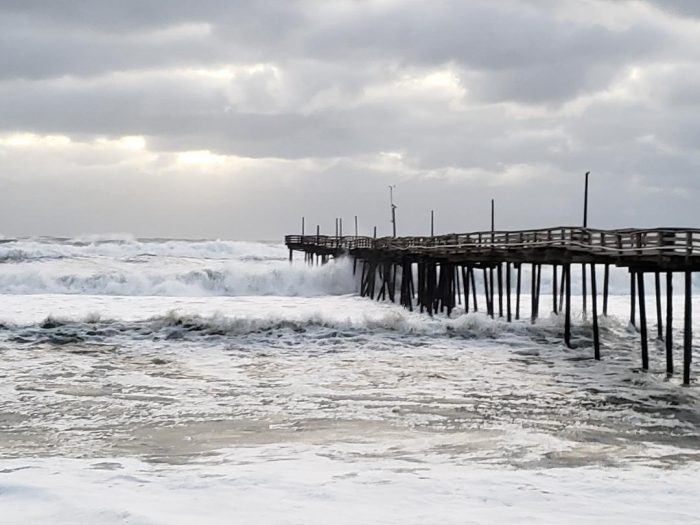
[583,171,590,228]
[389,185,397,238]
[582,171,590,315]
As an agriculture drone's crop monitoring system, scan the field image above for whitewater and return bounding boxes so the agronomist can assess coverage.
[0,237,699,524]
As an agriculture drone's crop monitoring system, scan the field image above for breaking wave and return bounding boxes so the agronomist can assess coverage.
[0,238,287,263]
[0,306,634,345]
[0,258,357,297]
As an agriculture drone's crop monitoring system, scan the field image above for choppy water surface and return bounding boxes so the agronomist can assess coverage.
[0,237,698,524]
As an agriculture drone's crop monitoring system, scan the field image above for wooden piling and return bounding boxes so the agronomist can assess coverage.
[447,263,455,316]
[427,262,436,317]
[470,267,478,312]
[483,268,493,318]
[506,263,512,322]
[497,263,504,318]
[582,263,587,315]
[462,266,470,312]
[684,271,692,385]
[531,263,537,323]
[559,266,566,317]
[603,264,610,316]
[489,267,495,318]
[552,265,558,315]
[666,271,674,376]
[455,266,462,306]
[630,272,637,327]
[655,272,663,340]
[536,264,542,319]
[418,262,425,313]
[638,271,649,370]
[361,260,368,297]
[389,263,396,303]
[591,264,600,360]
[564,263,572,348]
[515,263,522,320]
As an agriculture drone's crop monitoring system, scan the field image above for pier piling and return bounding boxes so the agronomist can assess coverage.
[638,271,649,370]
[591,264,601,360]
[666,272,674,376]
[684,271,692,385]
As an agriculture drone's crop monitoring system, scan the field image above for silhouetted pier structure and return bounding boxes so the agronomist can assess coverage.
[286,226,700,385]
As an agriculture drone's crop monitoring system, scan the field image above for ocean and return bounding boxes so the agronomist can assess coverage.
[0,236,698,524]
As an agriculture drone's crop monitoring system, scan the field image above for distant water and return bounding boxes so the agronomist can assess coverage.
[0,237,698,524]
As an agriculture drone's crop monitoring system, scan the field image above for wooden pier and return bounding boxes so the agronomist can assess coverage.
[286,226,700,385]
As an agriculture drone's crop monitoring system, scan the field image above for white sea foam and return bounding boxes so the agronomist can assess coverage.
[0,237,287,262]
[0,255,356,296]
[2,448,699,525]
[1,238,699,525]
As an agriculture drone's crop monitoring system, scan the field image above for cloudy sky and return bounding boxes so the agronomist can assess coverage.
[1,0,699,239]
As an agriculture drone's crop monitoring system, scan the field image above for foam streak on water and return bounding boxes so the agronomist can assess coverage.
[0,237,698,524]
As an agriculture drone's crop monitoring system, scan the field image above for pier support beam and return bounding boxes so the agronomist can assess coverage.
[489,267,496,318]
[564,263,572,348]
[666,271,674,376]
[603,264,610,316]
[515,263,522,320]
[630,272,637,327]
[591,264,600,360]
[506,263,512,322]
[638,271,649,370]
[530,263,538,324]
[418,263,425,314]
[552,265,558,315]
[483,268,493,318]
[427,262,436,317]
[470,267,478,312]
[497,263,504,318]
[461,266,470,313]
[582,263,587,316]
[537,264,542,316]
[684,271,692,386]
[655,272,663,340]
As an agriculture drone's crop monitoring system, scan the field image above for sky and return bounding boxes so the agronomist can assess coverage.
[1,0,699,240]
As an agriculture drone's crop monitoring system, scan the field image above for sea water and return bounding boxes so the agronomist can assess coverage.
[0,237,698,524]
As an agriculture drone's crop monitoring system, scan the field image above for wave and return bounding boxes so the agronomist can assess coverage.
[0,258,357,297]
[0,305,633,344]
[0,238,287,263]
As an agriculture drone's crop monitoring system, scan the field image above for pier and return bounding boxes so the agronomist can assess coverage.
[286,226,700,385]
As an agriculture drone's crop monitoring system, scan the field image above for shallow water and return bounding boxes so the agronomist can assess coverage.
[0,237,698,523]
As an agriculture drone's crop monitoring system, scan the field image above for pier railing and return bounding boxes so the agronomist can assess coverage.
[285,226,700,258]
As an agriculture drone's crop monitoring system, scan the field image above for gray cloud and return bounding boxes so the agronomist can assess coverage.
[645,0,700,18]
[0,0,698,239]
